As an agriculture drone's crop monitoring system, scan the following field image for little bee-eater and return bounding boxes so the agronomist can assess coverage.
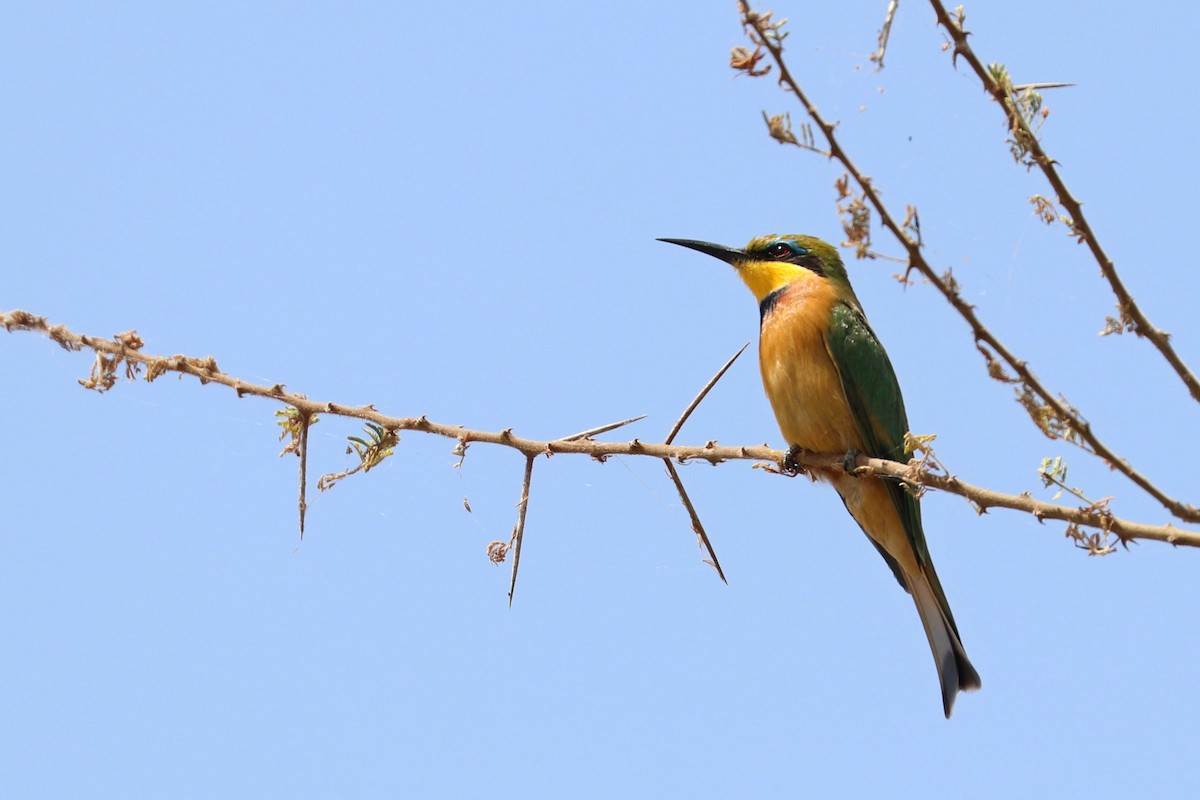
[660,234,981,717]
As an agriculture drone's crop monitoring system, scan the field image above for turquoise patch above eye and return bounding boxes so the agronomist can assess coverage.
[771,240,808,256]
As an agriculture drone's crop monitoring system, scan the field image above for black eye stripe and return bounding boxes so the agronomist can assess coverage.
[797,253,825,277]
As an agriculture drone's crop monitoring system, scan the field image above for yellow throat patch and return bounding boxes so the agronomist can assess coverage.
[734,258,823,304]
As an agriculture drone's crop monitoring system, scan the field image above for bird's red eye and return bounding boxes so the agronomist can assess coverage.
[768,242,792,258]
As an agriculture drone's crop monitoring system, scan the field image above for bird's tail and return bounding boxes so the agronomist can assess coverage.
[909,570,982,718]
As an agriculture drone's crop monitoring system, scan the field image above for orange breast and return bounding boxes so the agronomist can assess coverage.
[759,279,919,573]
[758,278,866,455]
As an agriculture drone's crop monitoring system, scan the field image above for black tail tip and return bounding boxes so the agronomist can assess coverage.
[940,653,982,718]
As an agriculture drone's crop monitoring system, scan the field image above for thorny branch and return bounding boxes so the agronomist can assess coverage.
[735,2,1200,526]
[6,309,1198,554]
[930,1,1200,405]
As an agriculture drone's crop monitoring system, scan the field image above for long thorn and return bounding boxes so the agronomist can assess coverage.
[664,459,727,583]
[557,414,647,442]
[507,455,536,606]
[1011,82,1075,91]
[299,412,310,539]
[660,343,748,583]
[664,342,750,445]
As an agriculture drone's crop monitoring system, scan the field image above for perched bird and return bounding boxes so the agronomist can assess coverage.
[659,234,980,717]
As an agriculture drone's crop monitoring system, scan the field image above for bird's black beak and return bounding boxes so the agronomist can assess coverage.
[657,238,746,265]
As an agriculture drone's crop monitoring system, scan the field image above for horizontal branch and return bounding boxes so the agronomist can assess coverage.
[6,308,1198,551]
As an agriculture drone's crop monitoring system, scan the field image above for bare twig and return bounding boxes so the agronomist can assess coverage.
[7,309,1199,548]
[929,0,1200,405]
[870,0,899,69]
[734,4,1200,525]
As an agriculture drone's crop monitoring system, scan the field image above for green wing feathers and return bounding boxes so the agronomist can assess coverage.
[823,301,966,641]
[823,303,927,554]
[823,303,911,461]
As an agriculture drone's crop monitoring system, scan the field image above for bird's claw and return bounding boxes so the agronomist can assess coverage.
[843,448,861,475]
[782,444,804,474]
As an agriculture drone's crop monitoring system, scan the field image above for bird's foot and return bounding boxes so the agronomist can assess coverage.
[842,448,861,475]
[782,444,805,474]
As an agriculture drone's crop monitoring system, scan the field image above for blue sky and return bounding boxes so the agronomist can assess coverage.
[5,2,1199,796]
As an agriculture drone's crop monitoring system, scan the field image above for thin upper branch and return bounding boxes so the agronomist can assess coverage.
[735,4,1200,525]
[929,0,1200,405]
[6,308,1198,549]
